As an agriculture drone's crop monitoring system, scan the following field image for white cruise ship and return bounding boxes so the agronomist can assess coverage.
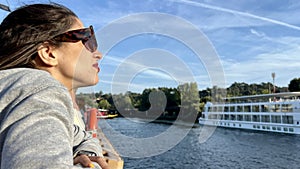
[199,92,300,134]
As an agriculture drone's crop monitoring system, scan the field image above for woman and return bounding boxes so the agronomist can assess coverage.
[0,3,108,169]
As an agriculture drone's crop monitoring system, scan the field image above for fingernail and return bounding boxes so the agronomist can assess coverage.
[88,163,95,168]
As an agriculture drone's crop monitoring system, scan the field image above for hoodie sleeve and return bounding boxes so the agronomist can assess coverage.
[72,125,104,158]
[0,85,86,169]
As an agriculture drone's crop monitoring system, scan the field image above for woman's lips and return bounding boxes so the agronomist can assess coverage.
[93,63,100,72]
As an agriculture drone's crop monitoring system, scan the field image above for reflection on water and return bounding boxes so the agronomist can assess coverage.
[99,118,300,169]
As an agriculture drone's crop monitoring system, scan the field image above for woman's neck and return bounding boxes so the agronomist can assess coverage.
[69,89,79,110]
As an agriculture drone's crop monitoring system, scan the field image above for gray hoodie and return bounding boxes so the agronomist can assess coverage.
[0,68,102,168]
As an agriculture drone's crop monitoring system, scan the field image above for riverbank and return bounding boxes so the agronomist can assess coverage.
[116,111,201,127]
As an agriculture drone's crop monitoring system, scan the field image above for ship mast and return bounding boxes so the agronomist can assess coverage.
[272,72,276,101]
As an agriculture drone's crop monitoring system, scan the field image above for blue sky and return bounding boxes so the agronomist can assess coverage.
[1,0,300,94]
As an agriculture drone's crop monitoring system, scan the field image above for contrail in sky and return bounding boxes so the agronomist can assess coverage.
[170,0,300,31]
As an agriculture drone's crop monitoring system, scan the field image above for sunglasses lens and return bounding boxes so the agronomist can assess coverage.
[53,25,98,52]
[85,34,97,52]
[84,26,98,52]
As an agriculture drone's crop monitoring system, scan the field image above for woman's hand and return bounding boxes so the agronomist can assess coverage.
[74,154,109,169]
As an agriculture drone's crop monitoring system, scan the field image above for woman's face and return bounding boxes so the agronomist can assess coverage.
[54,18,102,90]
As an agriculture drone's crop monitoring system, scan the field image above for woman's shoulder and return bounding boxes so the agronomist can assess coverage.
[0,68,69,99]
[0,68,74,114]
[0,68,65,89]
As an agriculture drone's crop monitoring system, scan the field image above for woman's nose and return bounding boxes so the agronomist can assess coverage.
[94,50,102,60]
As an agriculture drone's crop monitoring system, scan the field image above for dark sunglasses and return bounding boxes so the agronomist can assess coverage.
[53,25,98,53]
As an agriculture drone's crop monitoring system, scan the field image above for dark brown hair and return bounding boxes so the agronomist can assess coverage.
[0,3,78,70]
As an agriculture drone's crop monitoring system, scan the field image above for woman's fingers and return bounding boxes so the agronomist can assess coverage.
[88,156,110,169]
[74,154,93,167]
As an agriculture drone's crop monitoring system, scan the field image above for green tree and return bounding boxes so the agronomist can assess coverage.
[127,91,142,108]
[158,87,180,108]
[178,82,200,121]
[98,99,111,109]
[139,88,154,111]
[95,91,103,99]
[112,93,133,112]
[76,93,98,109]
[288,78,300,92]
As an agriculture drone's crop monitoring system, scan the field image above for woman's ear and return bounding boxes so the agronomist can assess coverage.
[36,42,58,67]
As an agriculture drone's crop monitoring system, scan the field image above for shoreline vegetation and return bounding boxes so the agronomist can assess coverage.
[77,79,300,126]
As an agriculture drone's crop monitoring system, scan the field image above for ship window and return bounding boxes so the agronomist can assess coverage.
[217,106,223,112]
[237,106,243,112]
[208,114,218,119]
[230,114,236,121]
[282,115,293,124]
[253,125,256,128]
[212,106,217,112]
[252,115,260,122]
[244,115,251,121]
[277,127,281,131]
[297,121,299,125]
[282,104,293,112]
[275,104,280,112]
[208,107,212,112]
[272,126,276,130]
[224,114,229,120]
[289,128,294,132]
[244,105,251,112]
[271,115,281,123]
[252,105,260,112]
[270,105,275,112]
[283,128,288,131]
[261,115,270,123]
[230,106,235,112]
[261,105,269,112]
[270,104,280,112]
[262,126,266,129]
[224,106,229,112]
[220,114,224,120]
[213,114,218,119]
[237,115,243,121]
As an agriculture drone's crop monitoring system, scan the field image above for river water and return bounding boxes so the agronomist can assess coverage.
[99,117,300,169]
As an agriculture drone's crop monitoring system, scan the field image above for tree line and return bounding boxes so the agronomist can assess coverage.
[76,78,300,121]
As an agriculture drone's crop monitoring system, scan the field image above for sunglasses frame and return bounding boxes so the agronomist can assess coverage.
[53,25,98,53]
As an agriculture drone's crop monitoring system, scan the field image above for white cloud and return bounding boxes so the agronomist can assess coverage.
[250,29,265,38]
[222,45,300,87]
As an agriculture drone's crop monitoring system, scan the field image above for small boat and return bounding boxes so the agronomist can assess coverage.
[199,92,300,134]
[97,109,118,119]
[107,114,118,119]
